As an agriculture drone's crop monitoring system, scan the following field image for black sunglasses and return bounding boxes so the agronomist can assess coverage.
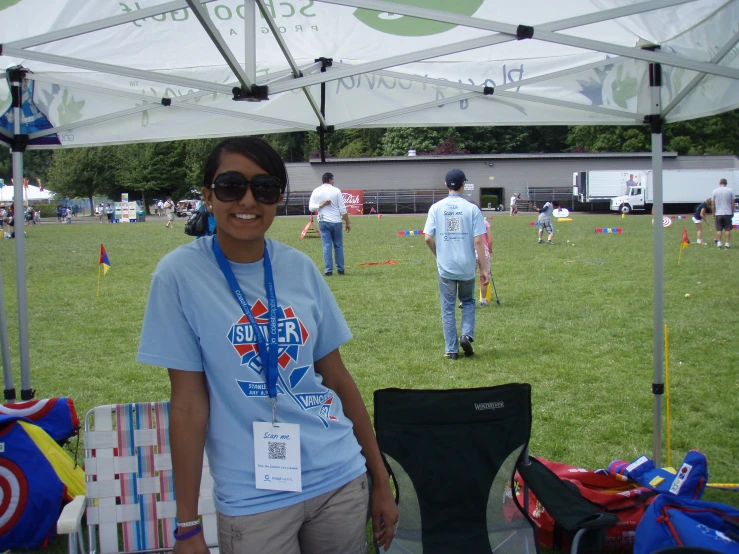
[211,171,284,204]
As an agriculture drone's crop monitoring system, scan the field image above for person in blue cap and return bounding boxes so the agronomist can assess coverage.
[423,169,490,360]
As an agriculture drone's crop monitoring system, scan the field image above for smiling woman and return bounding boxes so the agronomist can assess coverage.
[136,137,398,553]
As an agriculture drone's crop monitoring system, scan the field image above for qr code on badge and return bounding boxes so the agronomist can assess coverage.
[268,441,287,460]
[446,217,461,233]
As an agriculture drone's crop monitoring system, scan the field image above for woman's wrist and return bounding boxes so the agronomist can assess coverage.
[173,524,202,541]
[177,518,201,528]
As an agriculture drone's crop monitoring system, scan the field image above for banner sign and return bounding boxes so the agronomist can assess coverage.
[343,190,363,215]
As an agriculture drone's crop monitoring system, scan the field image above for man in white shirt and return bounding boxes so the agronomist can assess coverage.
[164,197,175,229]
[309,173,351,276]
[509,193,518,216]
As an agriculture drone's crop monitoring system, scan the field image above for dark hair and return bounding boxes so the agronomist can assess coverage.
[719,178,727,185]
[322,172,334,184]
[203,137,289,195]
[447,182,463,191]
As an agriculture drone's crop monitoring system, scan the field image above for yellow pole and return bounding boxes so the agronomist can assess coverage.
[665,324,671,467]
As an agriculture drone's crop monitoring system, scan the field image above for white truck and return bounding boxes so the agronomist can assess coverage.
[609,169,738,214]
[573,170,647,205]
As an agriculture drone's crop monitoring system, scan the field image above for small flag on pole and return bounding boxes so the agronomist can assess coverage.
[36,178,44,191]
[23,178,28,188]
[678,226,690,265]
[100,244,111,275]
[97,244,111,297]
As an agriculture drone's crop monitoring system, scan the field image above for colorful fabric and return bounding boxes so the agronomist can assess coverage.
[0,398,79,442]
[0,415,84,549]
[155,403,176,548]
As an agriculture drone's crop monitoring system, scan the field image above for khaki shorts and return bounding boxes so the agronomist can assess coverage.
[167,213,175,222]
[217,473,369,554]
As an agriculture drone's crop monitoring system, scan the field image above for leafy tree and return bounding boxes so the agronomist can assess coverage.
[429,136,469,155]
[381,128,456,155]
[0,147,9,180]
[0,147,53,185]
[110,141,189,211]
[566,125,650,152]
[305,128,386,160]
[262,132,309,162]
[566,109,738,154]
[664,110,739,155]
[47,147,115,210]
[183,138,222,193]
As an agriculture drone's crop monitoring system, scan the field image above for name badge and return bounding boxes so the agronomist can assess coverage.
[253,422,302,492]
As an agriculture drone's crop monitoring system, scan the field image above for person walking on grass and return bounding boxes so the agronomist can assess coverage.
[534,200,560,244]
[692,198,713,245]
[509,193,520,216]
[424,169,489,360]
[137,137,398,553]
[164,197,175,229]
[309,172,351,276]
[712,178,733,249]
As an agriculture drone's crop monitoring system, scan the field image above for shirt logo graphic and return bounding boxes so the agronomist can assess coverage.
[230,300,339,428]
[228,299,308,374]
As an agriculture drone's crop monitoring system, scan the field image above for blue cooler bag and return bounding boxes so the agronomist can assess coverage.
[634,494,739,553]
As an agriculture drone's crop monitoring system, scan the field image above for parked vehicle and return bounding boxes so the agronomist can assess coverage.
[176,200,197,218]
[609,169,739,214]
[572,170,647,205]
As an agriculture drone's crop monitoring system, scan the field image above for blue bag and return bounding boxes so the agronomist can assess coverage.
[634,494,739,553]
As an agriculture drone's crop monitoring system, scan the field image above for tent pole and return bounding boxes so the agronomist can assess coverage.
[316,57,332,163]
[244,0,256,85]
[0,260,13,401]
[647,61,664,465]
[9,68,33,400]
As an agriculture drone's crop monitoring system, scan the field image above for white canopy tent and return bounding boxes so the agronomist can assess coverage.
[0,183,53,203]
[1,0,738,462]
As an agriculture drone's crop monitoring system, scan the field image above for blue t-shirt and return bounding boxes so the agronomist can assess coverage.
[137,237,366,516]
[423,195,486,281]
[694,202,707,220]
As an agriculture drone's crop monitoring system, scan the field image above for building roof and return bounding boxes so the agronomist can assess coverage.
[308,152,684,164]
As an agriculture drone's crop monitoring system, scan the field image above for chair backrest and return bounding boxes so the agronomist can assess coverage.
[83,402,216,553]
[374,384,537,554]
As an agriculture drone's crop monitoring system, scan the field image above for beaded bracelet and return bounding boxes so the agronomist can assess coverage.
[173,524,202,541]
[177,519,201,528]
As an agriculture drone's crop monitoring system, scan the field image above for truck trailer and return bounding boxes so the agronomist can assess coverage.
[609,169,738,214]
[572,170,647,206]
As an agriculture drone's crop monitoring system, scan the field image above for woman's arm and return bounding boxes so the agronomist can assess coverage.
[169,369,210,554]
[315,349,399,551]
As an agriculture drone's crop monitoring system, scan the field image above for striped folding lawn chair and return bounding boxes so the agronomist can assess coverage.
[57,402,217,554]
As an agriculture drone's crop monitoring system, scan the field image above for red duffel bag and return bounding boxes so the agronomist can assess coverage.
[509,457,658,552]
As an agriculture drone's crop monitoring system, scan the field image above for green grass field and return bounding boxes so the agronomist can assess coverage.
[2,211,737,552]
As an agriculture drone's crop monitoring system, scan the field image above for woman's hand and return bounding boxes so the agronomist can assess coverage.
[371,478,399,552]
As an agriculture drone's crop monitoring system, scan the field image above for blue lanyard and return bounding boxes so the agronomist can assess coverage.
[213,237,279,404]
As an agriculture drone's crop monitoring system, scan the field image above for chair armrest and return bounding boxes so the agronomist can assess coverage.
[517,458,618,532]
[58,495,86,535]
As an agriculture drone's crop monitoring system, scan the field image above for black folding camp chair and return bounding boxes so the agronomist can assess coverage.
[374,384,617,554]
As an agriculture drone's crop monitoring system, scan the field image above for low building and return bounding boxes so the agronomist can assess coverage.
[284,153,739,214]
